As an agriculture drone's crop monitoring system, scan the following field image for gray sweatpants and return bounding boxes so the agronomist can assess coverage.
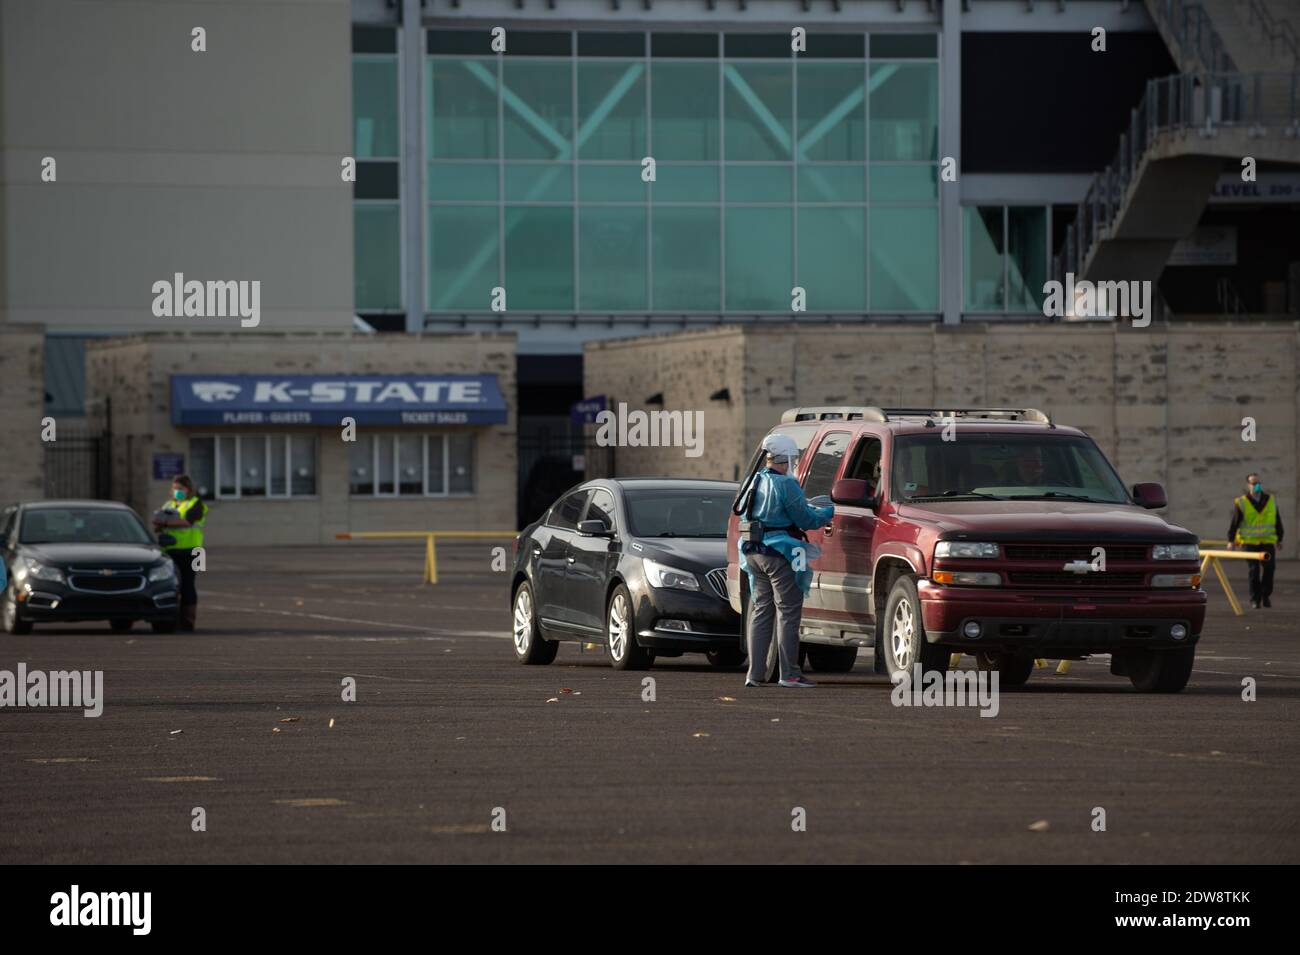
[746,551,804,683]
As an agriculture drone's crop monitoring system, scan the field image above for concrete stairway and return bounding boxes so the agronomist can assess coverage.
[1057,3,1300,291]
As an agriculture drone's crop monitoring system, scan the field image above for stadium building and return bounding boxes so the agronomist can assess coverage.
[1,0,1297,536]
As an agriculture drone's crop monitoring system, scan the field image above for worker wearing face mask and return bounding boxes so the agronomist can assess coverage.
[1227,472,1283,609]
[738,433,834,688]
[152,474,207,631]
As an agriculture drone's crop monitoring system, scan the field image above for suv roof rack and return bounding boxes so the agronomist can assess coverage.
[780,406,1054,426]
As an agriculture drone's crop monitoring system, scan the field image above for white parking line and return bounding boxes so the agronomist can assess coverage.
[204,603,508,640]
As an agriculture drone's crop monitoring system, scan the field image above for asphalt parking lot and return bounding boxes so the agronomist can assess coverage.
[1,542,1297,864]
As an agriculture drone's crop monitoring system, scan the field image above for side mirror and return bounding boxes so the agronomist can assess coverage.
[831,478,877,510]
[577,519,613,537]
[1132,482,1167,509]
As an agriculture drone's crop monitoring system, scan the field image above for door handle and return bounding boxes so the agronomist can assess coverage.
[822,526,834,536]
[567,555,576,564]
[532,547,542,557]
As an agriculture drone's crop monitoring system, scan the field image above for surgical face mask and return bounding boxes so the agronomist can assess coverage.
[173,489,186,501]
[1252,482,1263,494]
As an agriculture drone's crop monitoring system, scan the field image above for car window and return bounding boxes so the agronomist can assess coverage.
[845,435,884,495]
[802,431,852,499]
[585,489,616,530]
[18,508,152,544]
[548,491,590,531]
[625,489,731,538]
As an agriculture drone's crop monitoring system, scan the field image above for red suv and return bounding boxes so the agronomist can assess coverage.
[726,407,1206,693]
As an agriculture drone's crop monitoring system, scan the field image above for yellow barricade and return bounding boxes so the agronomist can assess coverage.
[335,530,517,584]
[1198,546,1270,616]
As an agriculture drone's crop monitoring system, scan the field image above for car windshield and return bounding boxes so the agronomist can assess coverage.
[625,489,732,538]
[890,433,1130,504]
[19,508,152,545]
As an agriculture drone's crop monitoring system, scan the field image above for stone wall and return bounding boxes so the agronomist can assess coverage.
[0,325,45,505]
[586,323,1300,557]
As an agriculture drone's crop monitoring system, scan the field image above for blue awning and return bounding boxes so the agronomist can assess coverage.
[171,374,507,426]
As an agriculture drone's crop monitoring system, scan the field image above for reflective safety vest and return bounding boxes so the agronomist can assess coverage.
[162,496,206,552]
[1234,495,1278,546]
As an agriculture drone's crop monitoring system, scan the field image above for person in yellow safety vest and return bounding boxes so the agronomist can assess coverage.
[152,474,207,631]
[1227,471,1283,610]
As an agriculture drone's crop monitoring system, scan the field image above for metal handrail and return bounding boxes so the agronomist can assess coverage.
[1247,0,1300,65]
[1152,0,1238,72]
[1053,71,1300,284]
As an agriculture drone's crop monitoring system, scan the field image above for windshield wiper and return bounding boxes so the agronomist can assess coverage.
[1007,492,1110,503]
[909,491,1006,501]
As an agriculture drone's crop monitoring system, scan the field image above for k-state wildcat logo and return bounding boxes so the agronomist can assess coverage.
[191,382,242,403]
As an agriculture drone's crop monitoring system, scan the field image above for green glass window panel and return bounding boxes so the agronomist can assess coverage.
[796,62,865,161]
[798,206,865,310]
[428,59,498,159]
[869,63,938,162]
[652,164,719,202]
[579,165,647,202]
[354,57,399,158]
[651,62,720,161]
[869,206,938,311]
[428,162,498,201]
[964,206,1004,311]
[652,206,720,310]
[503,60,573,159]
[869,164,938,201]
[726,164,792,202]
[726,206,792,310]
[578,61,647,160]
[1007,206,1047,312]
[797,165,864,202]
[505,206,574,309]
[724,63,793,161]
[354,203,401,310]
[505,163,572,202]
[429,205,499,310]
[580,207,647,310]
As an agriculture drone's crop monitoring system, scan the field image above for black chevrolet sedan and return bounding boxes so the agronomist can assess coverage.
[510,479,741,670]
[1,501,182,634]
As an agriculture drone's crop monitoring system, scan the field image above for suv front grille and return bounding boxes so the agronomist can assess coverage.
[1003,543,1148,562]
[1007,571,1146,588]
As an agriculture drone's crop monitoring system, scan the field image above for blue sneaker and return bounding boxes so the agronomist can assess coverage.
[778,675,816,688]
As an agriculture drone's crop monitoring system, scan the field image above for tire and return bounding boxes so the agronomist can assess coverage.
[1127,646,1195,693]
[512,582,557,665]
[706,647,746,669]
[975,649,1034,686]
[881,576,947,680]
[110,619,135,634]
[805,645,859,673]
[606,585,653,671]
[2,585,32,635]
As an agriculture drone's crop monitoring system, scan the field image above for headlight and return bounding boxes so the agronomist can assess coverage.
[643,558,700,592]
[1152,543,1200,560]
[935,541,1000,559]
[148,560,177,582]
[15,557,64,584]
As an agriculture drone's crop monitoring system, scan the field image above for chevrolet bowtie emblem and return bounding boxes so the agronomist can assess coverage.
[1062,560,1094,574]
[100,569,115,576]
